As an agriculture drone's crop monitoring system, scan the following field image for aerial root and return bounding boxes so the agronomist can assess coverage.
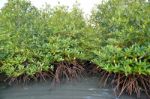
[4,70,54,85]
[52,60,85,85]
[99,72,150,98]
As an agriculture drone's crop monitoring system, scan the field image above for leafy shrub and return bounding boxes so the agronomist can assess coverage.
[0,0,89,77]
[92,44,150,75]
[89,0,150,97]
[89,0,150,96]
[91,0,150,75]
[0,0,150,97]
[91,0,150,47]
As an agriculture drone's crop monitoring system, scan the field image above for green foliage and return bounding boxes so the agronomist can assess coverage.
[92,44,150,75]
[0,0,150,78]
[91,0,150,75]
[0,0,88,77]
[91,0,150,47]
[47,5,86,34]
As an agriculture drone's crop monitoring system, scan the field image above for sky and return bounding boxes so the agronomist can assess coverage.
[0,0,102,15]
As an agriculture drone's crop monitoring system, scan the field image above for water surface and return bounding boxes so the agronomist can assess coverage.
[0,77,148,99]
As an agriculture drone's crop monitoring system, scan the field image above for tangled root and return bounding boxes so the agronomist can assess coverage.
[52,60,85,84]
[4,70,53,85]
[1,60,150,98]
[114,74,150,98]
[99,71,150,98]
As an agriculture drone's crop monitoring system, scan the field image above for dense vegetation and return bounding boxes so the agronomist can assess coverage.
[91,0,150,75]
[0,0,150,97]
[0,0,88,77]
[90,0,150,97]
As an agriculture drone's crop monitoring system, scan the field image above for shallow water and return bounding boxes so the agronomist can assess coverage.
[0,77,148,99]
